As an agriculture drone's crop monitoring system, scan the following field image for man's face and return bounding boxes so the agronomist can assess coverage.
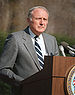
[27,8,49,36]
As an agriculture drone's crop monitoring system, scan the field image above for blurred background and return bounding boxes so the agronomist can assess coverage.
[0,0,75,94]
[0,0,75,36]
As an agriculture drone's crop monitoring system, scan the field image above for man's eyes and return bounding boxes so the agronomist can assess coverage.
[43,18,47,20]
[35,18,47,20]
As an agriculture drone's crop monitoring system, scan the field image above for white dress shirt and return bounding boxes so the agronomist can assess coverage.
[29,27,48,59]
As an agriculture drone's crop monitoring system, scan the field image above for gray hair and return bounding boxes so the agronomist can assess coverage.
[28,6,49,20]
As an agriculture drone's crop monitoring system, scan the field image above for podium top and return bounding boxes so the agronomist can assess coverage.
[44,56,75,77]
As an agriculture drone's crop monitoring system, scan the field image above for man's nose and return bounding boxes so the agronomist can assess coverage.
[40,23,43,26]
[40,19,44,25]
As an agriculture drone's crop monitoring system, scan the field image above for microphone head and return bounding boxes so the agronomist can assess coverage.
[60,41,69,49]
[59,45,64,51]
[69,50,75,57]
[61,42,75,52]
[59,45,66,57]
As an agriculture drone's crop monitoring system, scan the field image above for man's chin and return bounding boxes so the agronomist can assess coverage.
[37,31,44,35]
[35,29,46,35]
[39,30,45,33]
[38,29,46,32]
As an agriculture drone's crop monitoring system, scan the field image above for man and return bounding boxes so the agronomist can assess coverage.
[0,6,59,82]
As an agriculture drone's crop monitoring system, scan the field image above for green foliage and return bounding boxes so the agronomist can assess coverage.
[52,34,75,56]
[0,81,11,95]
[0,31,8,54]
[54,34,75,46]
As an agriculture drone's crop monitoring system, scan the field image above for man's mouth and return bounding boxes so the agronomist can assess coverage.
[38,26,45,28]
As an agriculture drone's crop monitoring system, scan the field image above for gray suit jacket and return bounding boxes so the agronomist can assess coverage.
[0,26,59,82]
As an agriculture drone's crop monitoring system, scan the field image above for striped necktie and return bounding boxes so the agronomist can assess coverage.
[34,36,44,69]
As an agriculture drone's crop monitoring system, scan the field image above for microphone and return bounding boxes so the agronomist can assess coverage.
[69,50,75,57]
[59,45,66,57]
[61,41,75,52]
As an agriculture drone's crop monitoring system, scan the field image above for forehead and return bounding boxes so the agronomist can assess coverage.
[32,8,48,17]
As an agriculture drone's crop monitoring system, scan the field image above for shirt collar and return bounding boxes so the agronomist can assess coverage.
[29,27,42,39]
[29,27,36,38]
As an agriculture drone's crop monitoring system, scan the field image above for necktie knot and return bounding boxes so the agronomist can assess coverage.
[34,35,38,41]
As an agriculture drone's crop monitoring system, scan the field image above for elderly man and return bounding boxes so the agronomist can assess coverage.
[0,6,59,90]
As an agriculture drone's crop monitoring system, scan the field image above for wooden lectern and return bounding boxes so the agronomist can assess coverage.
[20,56,75,95]
[0,56,75,95]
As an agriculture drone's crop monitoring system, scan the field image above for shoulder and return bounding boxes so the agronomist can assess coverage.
[42,33,58,46]
[8,30,25,38]
[42,33,56,40]
[5,31,25,43]
[11,30,24,37]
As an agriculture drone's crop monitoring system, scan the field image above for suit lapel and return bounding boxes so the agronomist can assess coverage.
[22,27,41,70]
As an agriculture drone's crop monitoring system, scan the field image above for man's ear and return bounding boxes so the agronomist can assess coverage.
[27,18,30,23]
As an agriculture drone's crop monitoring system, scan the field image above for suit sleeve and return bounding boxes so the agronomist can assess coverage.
[53,37,59,56]
[0,34,24,81]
